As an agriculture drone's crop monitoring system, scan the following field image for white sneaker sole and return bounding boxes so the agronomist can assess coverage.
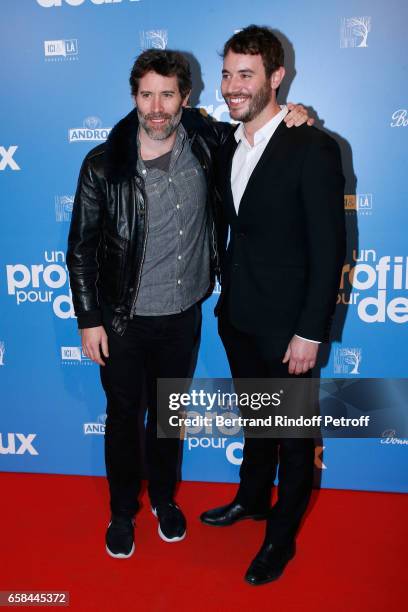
[105,542,135,559]
[106,521,135,558]
[151,507,186,543]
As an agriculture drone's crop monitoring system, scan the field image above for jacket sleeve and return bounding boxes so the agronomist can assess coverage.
[211,119,234,147]
[295,133,346,341]
[66,155,105,329]
[193,108,234,148]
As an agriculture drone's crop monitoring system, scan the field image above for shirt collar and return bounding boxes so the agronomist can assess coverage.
[234,104,288,148]
[137,122,186,175]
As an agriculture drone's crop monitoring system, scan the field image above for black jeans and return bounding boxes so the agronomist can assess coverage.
[100,303,202,517]
[218,311,315,547]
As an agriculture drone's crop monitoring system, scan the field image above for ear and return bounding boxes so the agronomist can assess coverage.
[182,90,191,107]
[270,66,285,91]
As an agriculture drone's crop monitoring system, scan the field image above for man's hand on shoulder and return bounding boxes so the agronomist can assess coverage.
[282,335,319,374]
[285,103,315,128]
[81,326,109,366]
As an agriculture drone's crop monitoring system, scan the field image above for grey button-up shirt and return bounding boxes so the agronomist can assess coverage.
[133,124,210,315]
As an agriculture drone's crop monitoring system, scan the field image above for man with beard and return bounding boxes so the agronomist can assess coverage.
[67,48,311,558]
[200,26,346,585]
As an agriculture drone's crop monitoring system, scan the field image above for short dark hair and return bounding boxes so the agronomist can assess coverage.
[222,25,284,78]
[129,49,192,98]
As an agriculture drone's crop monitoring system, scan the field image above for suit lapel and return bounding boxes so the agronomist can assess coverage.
[221,128,239,219]
[238,120,288,215]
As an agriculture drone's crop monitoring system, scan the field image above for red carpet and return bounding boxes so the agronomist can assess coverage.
[0,473,405,611]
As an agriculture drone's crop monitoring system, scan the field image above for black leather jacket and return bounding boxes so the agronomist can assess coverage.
[67,107,231,335]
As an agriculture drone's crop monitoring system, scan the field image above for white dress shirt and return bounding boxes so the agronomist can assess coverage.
[231,105,288,213]
[230,105,319,345]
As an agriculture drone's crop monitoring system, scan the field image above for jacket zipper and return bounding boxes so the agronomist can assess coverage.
[194,134,220,276]
[129,177,149,318]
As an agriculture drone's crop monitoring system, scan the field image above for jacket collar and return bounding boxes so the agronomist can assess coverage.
[105,106,205,183]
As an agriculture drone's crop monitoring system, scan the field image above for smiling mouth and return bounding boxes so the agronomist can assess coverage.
[146,115,170,125]
[226,96,249,107]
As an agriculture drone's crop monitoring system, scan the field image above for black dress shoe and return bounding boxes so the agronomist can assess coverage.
[245,541,296,585]
[200,502,269,527]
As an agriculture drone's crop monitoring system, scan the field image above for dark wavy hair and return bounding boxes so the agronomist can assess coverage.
[129,49,192,98]
[222,25,284,77]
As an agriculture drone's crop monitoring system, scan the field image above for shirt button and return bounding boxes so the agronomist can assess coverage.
[178,255,182,260]
[142,169,146,175]
[179,230,183,235]
[177,279,182,285]
[169,178,172,183]
[176,204,180,209]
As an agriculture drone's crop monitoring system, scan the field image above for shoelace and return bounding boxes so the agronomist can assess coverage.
[156,502,179,516]
[156,503,185,526]
[110,517,133,532]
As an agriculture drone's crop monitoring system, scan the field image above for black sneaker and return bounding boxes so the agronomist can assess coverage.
[152,502,186,542]
[105,515,135,558]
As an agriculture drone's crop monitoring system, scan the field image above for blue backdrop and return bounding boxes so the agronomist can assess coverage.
[1,0,407,493]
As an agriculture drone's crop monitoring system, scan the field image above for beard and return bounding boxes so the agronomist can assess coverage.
[225,79,272,123]
[137,106,183,140]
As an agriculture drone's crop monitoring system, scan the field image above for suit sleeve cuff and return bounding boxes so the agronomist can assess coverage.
[76,309,103,330]
[294,334,321,344]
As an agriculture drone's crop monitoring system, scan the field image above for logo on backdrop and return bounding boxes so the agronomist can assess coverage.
[391,110,408,128]
[0,146,20,171]
[69,117,111,143]
[55,195,74,222]
[380,430,408,446]
[44,39,79,61]
[187,437,243,465]
[0,341,5,366]
[37,0,141,7]
[337,249,408,323]
[344,194,373,216]
[334,347,362,375]
[0,433,38,456]
[186,438,326,469]
[140,30,168,50]
[6,250,74,319]
[340,16,371,48]
[84,414,106,435]
[201,90,232,123]
[61,346,93,366]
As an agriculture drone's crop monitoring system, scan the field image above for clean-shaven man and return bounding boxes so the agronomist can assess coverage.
[67,48,311,559]
[201,26,346,585]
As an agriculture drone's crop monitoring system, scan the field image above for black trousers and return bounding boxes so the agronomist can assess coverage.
[100,303,201,517]
[219,312,315,546]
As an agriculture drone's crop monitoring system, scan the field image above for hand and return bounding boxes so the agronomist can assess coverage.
[282,336,319,375]
[285,102,315,128]
[81,326,109,366]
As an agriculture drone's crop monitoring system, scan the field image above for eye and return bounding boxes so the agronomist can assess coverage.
[222,73,230,80]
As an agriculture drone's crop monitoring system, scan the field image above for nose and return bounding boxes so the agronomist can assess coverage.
[151,95,163,114]
[224,74,241,95]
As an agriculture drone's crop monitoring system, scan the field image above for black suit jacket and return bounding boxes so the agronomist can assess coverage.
[215,121,346,344]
